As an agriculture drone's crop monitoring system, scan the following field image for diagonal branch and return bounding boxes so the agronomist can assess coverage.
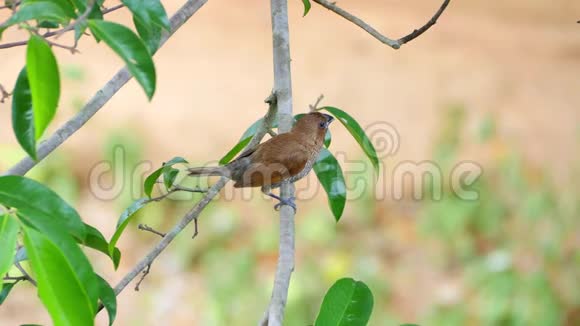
[2,0,209,177]
[312,0,451,49]
[100,97,278,307]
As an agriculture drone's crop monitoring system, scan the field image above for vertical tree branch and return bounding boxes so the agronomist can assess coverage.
[262,0,295,325]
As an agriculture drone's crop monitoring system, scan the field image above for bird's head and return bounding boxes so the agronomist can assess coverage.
[293,112,334,140]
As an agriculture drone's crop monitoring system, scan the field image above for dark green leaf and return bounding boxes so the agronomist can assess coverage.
[324,128,331,148]
[2,1,70,27]
[163,167,179,190]
[0,214,19,288]
[313,148,346,221]
[26,35,60,140]
[122,0,171,31]
[321,107,380,175]
[37,21,60,29]
[144,167,163,198]
[83,224,121,269]
[219,135,252,165]
[144,156,188,197]
[0,176,86,241]
[108,198,149,256]
[95,275,117,326]
[88,20,156,100]
[22,225,97,325]
[315,278,374,326]
[301,0,311,16]
[0,282,17,305]
[133,16,161,54]
[11,67,36,159]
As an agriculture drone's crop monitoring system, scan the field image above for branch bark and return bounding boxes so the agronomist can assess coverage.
[261,0,295,325]
[312,0,451,49]
[3,0,209,177]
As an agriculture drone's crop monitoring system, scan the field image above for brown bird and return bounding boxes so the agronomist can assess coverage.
[188,112,335,211]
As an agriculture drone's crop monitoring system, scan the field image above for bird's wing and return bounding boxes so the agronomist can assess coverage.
[232,134,309,188]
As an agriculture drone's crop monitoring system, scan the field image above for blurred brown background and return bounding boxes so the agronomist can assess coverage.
[0,0,579,325]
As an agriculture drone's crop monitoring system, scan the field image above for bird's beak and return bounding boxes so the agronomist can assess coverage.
[322,114,334,128]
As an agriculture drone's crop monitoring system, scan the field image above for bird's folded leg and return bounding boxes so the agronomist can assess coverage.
[266,192,296,213]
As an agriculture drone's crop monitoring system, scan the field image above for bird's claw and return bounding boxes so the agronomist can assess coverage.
[274,196,296,213]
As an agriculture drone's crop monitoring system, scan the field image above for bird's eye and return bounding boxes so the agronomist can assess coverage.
[319,121,326,128]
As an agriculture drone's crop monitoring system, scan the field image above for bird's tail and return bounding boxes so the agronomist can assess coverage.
[187,166,230,178]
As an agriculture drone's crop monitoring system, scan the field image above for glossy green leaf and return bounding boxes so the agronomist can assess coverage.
[315,278,374,326]
[88,20,156,100]
[163,167,179,190]
[22,225,97,325]
[144,156,188,197]
[83,224,121,269]
[0,176,86,241]
[2,1,70,27]
[27,35,61,140]
[321,107,379,175]
[95,275,117,326]
[313,148,346,221]
[108,198,149,256]
[0,282,17,305]
[75,2,103,42]
[219,135,252,165]
[144,167,163,198]
[324,128,332,148]
[301,0,311,16]
[11,67,36,159]
[122,0,171,31]
[0,214,19,288]
[133,16,161,54]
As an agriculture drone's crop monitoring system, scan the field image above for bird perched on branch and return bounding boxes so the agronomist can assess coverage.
[188,112,335,211]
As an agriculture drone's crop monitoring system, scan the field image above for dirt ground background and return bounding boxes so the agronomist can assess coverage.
[0,0,579,325]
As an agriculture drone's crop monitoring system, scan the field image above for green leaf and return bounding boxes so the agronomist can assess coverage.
[108,198,149,256]
[324,128,331,148]
[83,224,121,269]
[0,282,17,305]
[144,167,163,198]
[2,1,70,27]
[122,0,171,32]
[163,167,179,190]
[219,135,252,165]
[0,214,19,288]
[11,67,36,159]
[313,148,346,221]
[133,16,161,54]
[0,176,86,241]
[22,225,97,325]
[315,278,374,326]
[26,35,61,140]
[301,0,311,16]
[88,20,156,100]
[144,157,188,197]
[321,107,380,175]
[95,275,117,326]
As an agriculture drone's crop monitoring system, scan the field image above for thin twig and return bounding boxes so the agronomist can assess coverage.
[138,224,166,238]
[0,0,20,10]
[312,0,451,49]
[102,4,124,15]
[0,1,121,50]
[3,0,209,177]
[172,184,207,193]
[14,261,37,286]
[309,94,324,112]
[53,0,95,40]
[0,83,11,103]
[44,38,80,54]
[267,129,278,137]
[3,276,26,282]
[134,264,151,291]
